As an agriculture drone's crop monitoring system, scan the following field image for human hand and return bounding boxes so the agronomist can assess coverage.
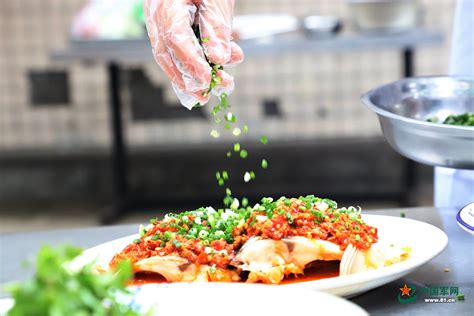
[143,0,244,109]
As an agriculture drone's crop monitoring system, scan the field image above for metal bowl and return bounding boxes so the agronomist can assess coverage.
[347,0,421,33]
[362,76,474,169]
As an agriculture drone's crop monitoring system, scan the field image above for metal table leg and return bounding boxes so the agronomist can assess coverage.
[400,48,418,206]
[101,62,130,224]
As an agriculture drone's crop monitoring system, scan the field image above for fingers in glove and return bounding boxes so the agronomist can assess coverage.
[198,0,234,65]
[145,0,187,89]
[229,41,244,65]
[162,0,212,92]
[211,70,234,96]
[172,83,211,110]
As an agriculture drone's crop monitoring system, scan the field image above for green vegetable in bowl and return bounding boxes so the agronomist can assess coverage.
[6,245,139,316]
[427,112,474,126]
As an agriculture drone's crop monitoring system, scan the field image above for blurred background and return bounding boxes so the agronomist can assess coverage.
[0,0,455,233]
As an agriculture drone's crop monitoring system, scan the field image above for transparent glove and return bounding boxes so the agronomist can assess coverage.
[143,0,244,109]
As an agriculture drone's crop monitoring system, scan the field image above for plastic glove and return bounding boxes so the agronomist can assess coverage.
[143,0,244,109]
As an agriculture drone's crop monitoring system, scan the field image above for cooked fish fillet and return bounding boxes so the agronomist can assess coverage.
[231,236,343,284]
[134,255,239,282]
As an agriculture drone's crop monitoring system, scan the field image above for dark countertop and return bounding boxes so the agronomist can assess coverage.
[1,207,472,315]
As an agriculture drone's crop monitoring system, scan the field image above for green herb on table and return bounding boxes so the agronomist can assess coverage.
[6,245,139,316]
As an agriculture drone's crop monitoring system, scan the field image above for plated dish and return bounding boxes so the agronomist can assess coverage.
[108,196,409,285]
[69,195,450,299]
[73,199,448,297]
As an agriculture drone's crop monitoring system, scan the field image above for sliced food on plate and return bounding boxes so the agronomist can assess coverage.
[108,195,411,284]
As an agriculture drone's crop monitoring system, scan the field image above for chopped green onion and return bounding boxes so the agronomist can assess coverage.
[219,93,229,108]
[232,128,241,136]
[261,159,268,169]
[243,125,249,132]
[133,239,141,244]
[210,130,220,138]
[240,150,248,159]
[234,143,241,152]
[172,239,181,248]
[226,151,232,158]
[260,135,268,145]
[201,37,210,43]
[244,172,251,183]
[211,106,220,116]
[231,198,240,210]
[225,112,236,123]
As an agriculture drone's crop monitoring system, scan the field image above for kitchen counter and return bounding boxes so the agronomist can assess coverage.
[1,207,472,315]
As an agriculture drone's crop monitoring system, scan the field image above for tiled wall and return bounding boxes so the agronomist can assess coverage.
[0,0,455,151]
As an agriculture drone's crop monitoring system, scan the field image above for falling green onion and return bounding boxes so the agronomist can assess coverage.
[240,150,248,159]
[244,172,251,183]
[225,112,236,123]
[234,143,241,152]
[261,159,268,169]
[260,135,268,145]
[232,128,241,136]
[210,130,220,138]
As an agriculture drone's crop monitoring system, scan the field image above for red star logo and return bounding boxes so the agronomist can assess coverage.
[400,284,412,296]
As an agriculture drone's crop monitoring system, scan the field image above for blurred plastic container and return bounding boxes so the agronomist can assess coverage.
[71,0,145,40]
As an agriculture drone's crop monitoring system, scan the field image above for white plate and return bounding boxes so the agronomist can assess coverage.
[0,283,367,316]
[74,214,448,298]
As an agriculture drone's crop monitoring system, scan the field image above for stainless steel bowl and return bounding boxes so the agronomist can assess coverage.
[362,76,474,169]
[348,0,421,33]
